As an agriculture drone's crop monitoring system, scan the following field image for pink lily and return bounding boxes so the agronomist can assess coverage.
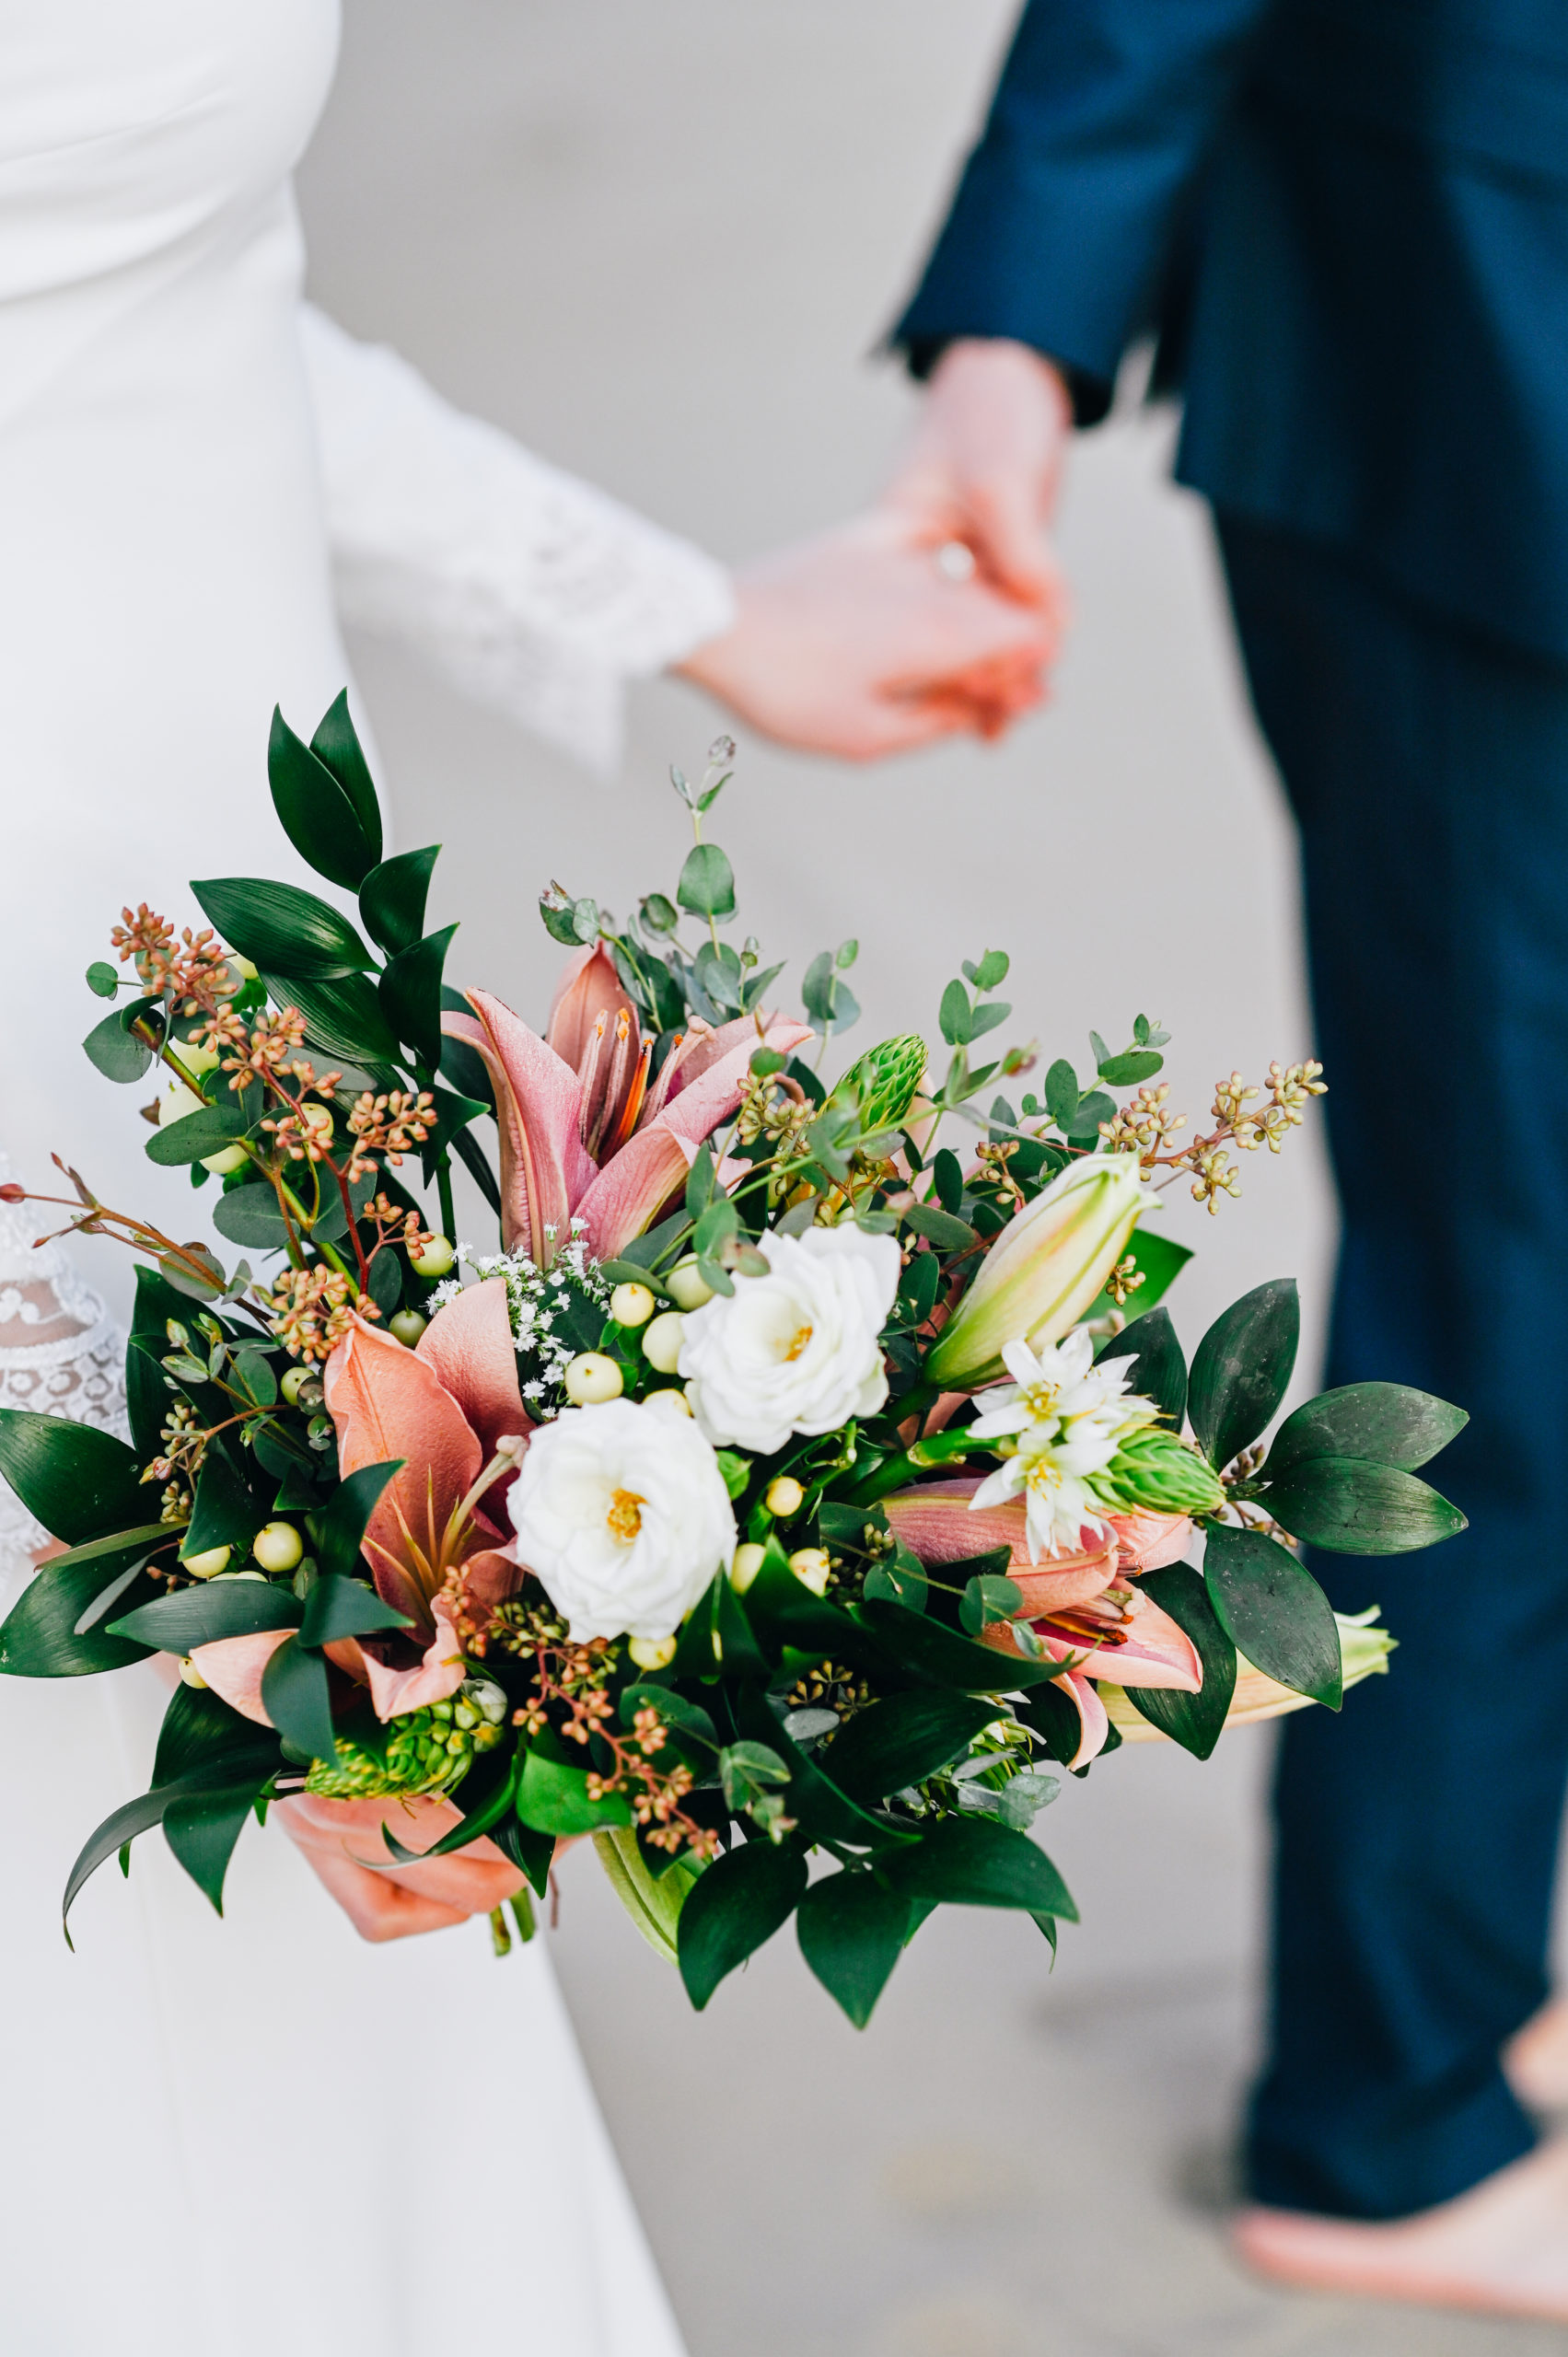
[884,1479,1119,1616]
[192,1280,528,1729]
[884,1478,1201,1773]
[444,948,811,1265]
[1106,1507,1193,1573]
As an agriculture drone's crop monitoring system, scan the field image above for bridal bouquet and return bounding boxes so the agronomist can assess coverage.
[0,707,1467,2024]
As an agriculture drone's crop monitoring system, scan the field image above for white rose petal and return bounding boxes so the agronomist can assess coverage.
[506,1398,737,1642]
[679,1225,900,1457]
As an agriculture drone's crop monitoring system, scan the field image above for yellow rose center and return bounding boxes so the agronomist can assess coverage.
[606,1487,645,1544]
[782,1323,814,1363]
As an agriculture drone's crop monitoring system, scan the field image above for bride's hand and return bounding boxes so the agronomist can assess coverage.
[275,1790,528,1942]
[675,505,1056,759]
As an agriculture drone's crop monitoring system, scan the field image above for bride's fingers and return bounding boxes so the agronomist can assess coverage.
[293,1839,476,1943]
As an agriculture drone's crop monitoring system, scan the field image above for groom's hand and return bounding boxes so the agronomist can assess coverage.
[676,504,1054,760]
[881,338,1073,621]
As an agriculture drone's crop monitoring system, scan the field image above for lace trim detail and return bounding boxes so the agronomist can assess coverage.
[0,1152,130,1605]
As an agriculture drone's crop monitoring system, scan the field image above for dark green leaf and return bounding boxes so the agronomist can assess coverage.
[1187,1279,1299,1470]
[182,1448,263,1562]
[678,1838,807,2009]
[126,1268,194,1455]
[1014,1681,1088,1766]
[797,1871,912,2027]
[714,1576,771,1681]
[261,970,401,1066]
[732,1688,911,1850]
[517,1747,632,1835]
[82,993,161,1083]
[268,705,378,891]
[1098,1306,1188,1427]
[1265,1383,1469,1477]
[677,842,736,920]
[297,1573,410,1646]
[109,1581,300,1652]
[932,1148,964,1214]
[1122,1563,1236,1759]
[1203,1523,1341,1706]
[1064,1090,1116,1141]
[1259,1457,1468,1555]
[379,923,459,1067]
[0,1541,167,1676]
[309,1460,402,1582]
[360,845,439,958]
[889,1814,1077,1919]
[191,878,373,981]
[260,1634,338,1762]
[826,1691,997,1804]
[153,1681,276,1786]
[63,1783,185,1943]
[163,1783,263,1913]
[1085,1228,1193,1322]
[619,1683,716,1746]
[308,691,383,865]
[858,1596,1063,1692]
[0,1410,145,1545]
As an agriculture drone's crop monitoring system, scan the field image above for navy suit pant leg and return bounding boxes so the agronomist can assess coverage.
[1217,512,1568,2220]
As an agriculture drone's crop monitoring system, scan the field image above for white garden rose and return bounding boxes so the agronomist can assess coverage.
[506,1399,737,1643]
[679,1225,900,1457]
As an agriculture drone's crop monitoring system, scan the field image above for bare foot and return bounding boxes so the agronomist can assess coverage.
[1507,1997,1568,2113]
[1233,2138,1568,2319]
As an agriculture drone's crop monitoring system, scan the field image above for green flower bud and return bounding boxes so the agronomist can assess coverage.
[841,1033,927,1134]
[1092,1425,1225,1517]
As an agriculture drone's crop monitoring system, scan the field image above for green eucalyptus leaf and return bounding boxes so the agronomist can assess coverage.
[82,994,162,1083]
[145,1104,248,1167]
[677,842,736,921]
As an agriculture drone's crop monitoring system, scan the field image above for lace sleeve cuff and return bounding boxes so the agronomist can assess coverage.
[300,306,736,772]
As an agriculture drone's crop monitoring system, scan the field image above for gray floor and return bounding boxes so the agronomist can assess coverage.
[297,9,1563,2351]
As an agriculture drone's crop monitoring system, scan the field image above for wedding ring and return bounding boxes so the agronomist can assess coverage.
[934,539,977,583]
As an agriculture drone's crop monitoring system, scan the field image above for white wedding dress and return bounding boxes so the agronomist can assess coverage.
[0,6,731,2351]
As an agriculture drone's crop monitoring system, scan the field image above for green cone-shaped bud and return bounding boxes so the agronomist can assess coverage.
[928,1152,1151,1389]
[841,1033,927,1134]
[303,1700,493,1799]
[1092,1425,1225,1517]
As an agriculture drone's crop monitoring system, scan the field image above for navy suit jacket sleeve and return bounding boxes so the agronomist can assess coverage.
[895,0,1281,410]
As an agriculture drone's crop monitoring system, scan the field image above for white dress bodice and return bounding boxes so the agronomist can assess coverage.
[0,8,705,2351]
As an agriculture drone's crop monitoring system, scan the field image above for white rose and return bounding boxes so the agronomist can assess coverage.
[679,1225,900,1457]
[506,1398,736,1643]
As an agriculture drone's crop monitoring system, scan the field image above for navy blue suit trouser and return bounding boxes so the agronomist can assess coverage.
[1218,514,1568,2222]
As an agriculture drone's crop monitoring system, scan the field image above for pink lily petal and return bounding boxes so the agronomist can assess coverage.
[444,992,597,1262]
[323,1314,482,1630]
[546,942,634,1069]
[655,1017,813,1145]
[1108,1508,1193,1573]
[359,1597,468,1723]
[416,1278,532,1466]
[574,1121,697,1260]
[979,1591,1202,1691]
[885,1480,1119,1613]
[1055,1670,1109,1769]
[189,1628,291,1726]
[459,1548,526,1611]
